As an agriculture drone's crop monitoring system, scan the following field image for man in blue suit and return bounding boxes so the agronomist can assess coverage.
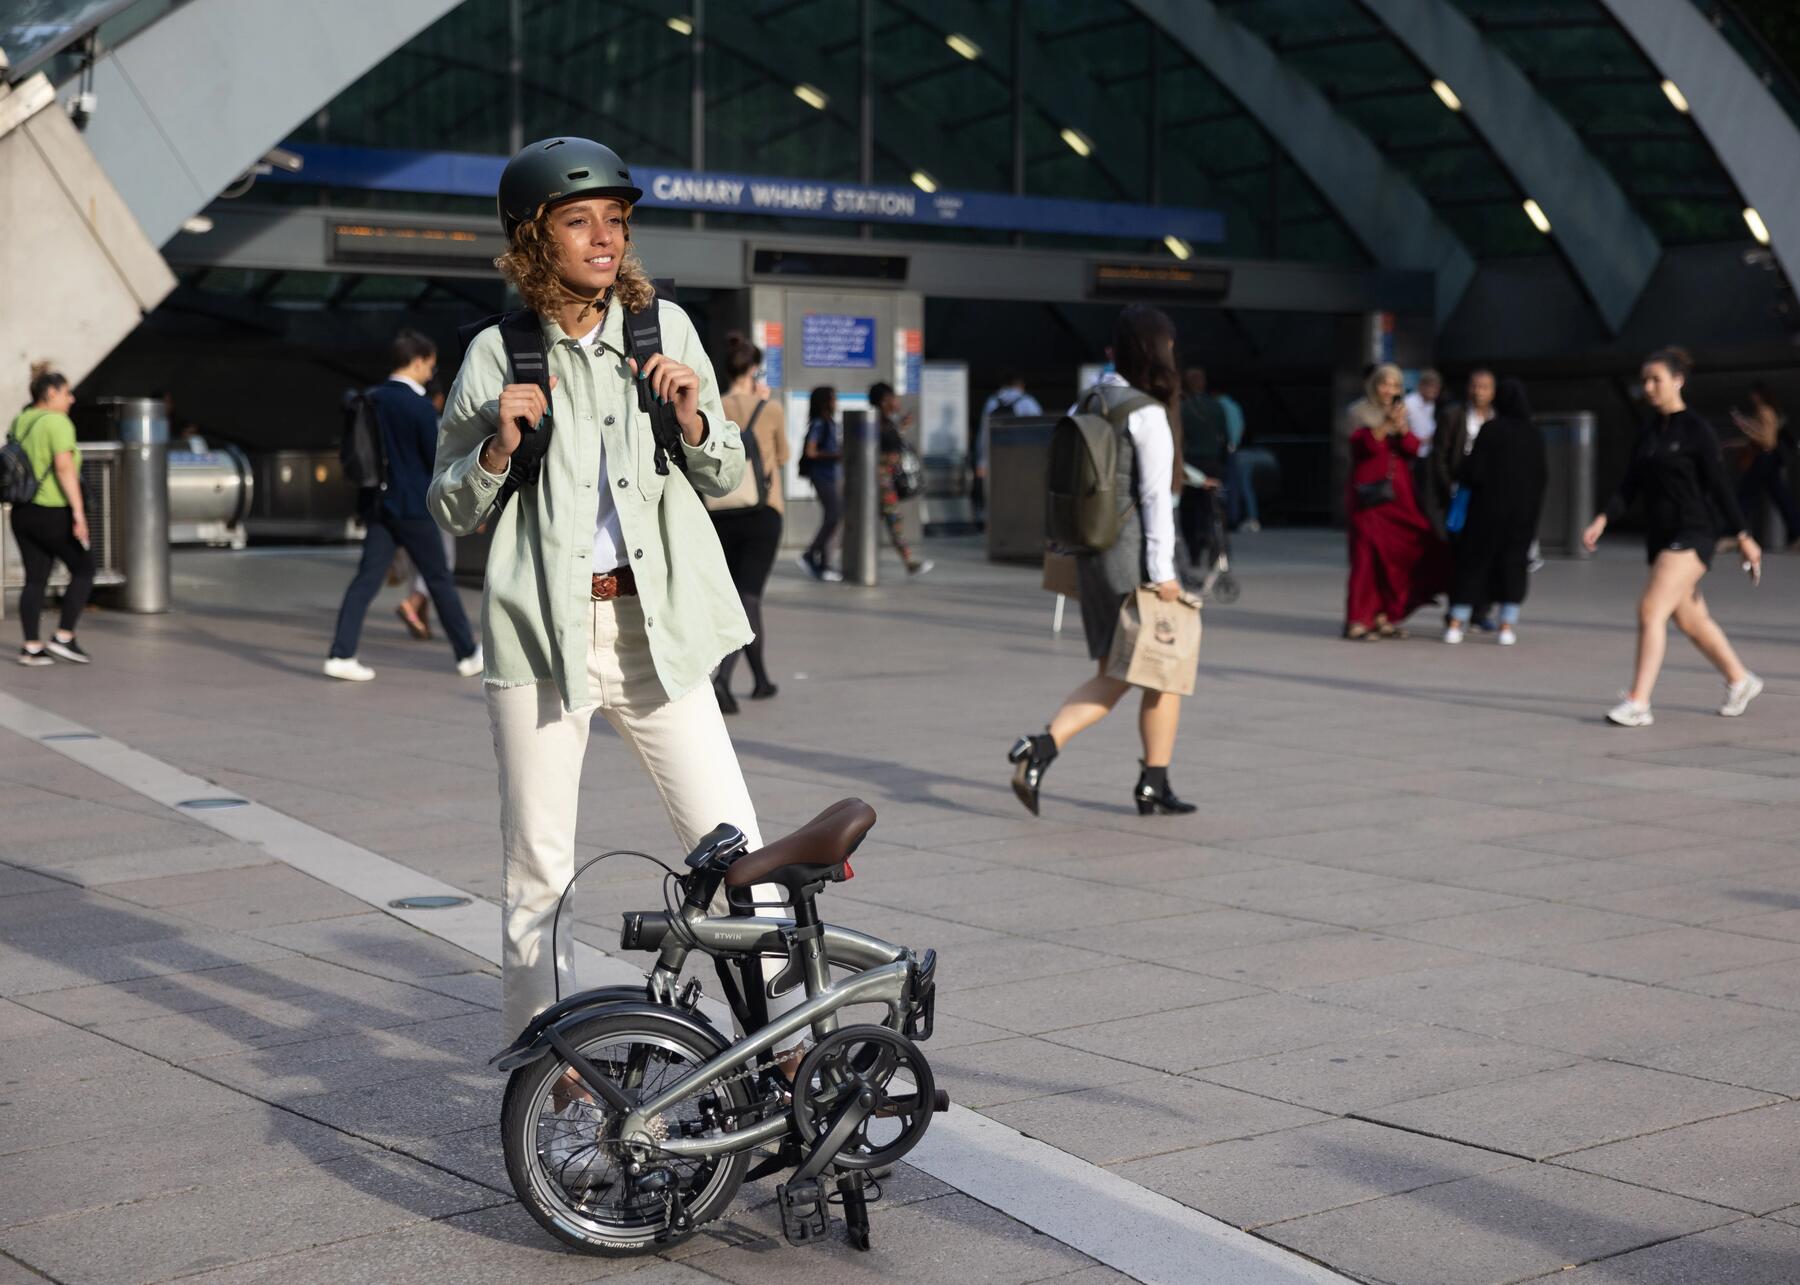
[326,330,481,681]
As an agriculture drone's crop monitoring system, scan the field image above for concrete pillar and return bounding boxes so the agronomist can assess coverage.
[841,410,879,586]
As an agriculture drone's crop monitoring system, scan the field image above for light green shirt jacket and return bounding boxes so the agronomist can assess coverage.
[429,300,751,710]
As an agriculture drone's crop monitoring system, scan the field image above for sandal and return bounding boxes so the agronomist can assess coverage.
[395,602,431,641]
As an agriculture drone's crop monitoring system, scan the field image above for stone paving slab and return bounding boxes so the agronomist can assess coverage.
[1192,1025,1580,1115]
[1110,1117,1524,1229]
[1626,1017,1800,1096]
[1554,1100,1800,1214]
[1262,1164,1735,1285]
[0,1149,506,1285]
[981,1072,1329,1166]
[1362,1060,1780,1160]
[1527,922,1800,985]
[936,960,1257,1035]
[1543,1216,1800,1284]
[1047,991,1417,1075]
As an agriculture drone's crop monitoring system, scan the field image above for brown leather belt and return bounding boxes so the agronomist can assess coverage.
[591,566,638,601]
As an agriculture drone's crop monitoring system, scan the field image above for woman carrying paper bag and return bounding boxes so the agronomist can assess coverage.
[1007,305,1200,817]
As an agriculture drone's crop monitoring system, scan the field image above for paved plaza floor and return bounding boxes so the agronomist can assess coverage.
[3,529,1799,1284]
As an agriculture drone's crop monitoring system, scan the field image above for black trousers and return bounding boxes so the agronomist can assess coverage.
[807,478,842,568]
[330,513,476,660]
[10,503,95,642]
[710,505,783,688]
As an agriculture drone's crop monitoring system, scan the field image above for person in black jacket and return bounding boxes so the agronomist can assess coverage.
[326,330,480,681]
[1444,380,1547,646]
[1582,347,1763,727]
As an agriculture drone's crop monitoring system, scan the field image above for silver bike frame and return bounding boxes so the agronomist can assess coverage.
[620,958,912,1158]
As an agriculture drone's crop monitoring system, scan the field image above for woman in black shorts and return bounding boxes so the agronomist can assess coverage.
[1582,347,1763,727]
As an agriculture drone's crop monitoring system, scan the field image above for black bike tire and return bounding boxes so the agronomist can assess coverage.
[500,1010,752,1256]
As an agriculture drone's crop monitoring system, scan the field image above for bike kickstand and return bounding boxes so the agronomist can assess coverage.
[838,1171,872,1252]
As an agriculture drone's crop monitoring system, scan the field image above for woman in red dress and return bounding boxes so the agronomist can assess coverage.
[1344,364,1447,639]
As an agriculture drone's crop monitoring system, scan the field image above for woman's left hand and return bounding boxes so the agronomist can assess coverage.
[630,354,706,444]
[1154,579,1182,602]
[1739,532,1763,576]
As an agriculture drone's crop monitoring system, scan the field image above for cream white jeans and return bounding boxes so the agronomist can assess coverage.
[488,595,770,1036]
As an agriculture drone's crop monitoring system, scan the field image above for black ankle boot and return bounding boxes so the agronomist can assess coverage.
[1007,732,1058,816]
[1134,763,1196,816]
[750,680,779,700]
[714,679,739,715]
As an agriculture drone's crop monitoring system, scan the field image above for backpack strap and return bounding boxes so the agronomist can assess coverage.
[1084,385,1157,431]
[620,282,689,477]
[741,400,770,506]
[487,309,554,517]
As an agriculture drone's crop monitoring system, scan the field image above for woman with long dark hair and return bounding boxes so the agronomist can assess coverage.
[1443,379,1547,646]
[1006,304,1195,816]
[1583,347,1763,726]
[8,362,95,666]
[1344,363,1445,640]
[707,331,787,712]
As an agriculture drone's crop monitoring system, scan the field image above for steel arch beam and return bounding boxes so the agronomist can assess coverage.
[1126,0,1475,321]
[1362,0,1660,333]
[1599,0,1800,292]
[58,0,464,247]
[882,0,1226,210]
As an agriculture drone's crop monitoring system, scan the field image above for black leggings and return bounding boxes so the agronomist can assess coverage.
[10,503,95,642]
[710,506,783,689]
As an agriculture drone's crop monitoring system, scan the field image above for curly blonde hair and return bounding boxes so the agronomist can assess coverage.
[494,204,656,318]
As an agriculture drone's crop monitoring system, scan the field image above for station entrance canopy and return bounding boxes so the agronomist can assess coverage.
[272,144,1227,247]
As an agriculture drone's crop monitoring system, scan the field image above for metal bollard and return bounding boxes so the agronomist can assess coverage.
[841,409,879,586]
[107,396,171,612]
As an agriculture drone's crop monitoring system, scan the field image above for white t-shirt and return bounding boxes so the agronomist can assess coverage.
[1086,372,1177,585]
[578,326,627,571]
[1403,390,1438,456]
[1465,405,1492,453]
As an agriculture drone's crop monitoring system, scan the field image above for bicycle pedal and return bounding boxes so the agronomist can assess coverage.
[776,1179,831,1245]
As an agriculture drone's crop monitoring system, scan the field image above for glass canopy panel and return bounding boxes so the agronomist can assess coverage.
[1449,0,1745,245]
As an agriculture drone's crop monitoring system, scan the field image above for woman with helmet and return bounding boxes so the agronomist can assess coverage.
[429,138,783,1042]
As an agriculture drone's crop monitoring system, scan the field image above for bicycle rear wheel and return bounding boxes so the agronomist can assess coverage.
[501,1011,751,1256]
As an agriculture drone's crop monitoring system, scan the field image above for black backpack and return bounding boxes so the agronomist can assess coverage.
[0,421,43,506]
[456,281,682,520]
[339,388,386,492]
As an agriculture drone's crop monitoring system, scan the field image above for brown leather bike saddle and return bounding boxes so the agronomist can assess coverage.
[725,798,876,889]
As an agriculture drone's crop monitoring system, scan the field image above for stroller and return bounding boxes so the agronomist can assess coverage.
[1180,465,1240,604]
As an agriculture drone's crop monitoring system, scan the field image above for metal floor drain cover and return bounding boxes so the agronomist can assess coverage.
[41,732,100,742]
[389,895,471,910]
[178,798,249,810]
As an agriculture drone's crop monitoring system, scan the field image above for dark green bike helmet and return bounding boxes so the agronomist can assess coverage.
[497,137,643,239]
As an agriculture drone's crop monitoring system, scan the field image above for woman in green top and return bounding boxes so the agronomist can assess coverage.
[430,138,790,1047]
[9,363,94,666]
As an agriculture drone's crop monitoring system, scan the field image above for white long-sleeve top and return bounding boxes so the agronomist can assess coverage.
[1081,371,1177,585]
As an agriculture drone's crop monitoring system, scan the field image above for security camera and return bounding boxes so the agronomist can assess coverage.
[68,90,97,130]
[262,146,304,174]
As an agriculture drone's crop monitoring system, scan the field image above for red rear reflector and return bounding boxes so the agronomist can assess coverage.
[841,860,855,880]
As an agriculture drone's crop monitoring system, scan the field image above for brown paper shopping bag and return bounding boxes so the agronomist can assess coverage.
[1041,550,1080,597]
[1105,586,1202,695]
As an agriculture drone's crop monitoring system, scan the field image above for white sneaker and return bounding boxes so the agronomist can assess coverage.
[1720,673,1763,717]
[1605,695,1653,728]
[1243,520,1261,533]
[324,657,375,682]
[1497,626,1517,646]
[820,567,844,583]
[793,554,822,581]
[455,646,484,679]
[1443,623,1464,645]
[909,560,935,577]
